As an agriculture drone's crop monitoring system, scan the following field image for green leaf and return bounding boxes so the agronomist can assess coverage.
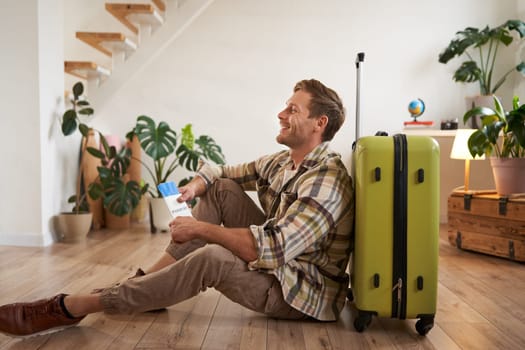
[88,182,104,200]
[504,19,525,38]
[135,115,178,161]
[507,104,525,149]
[195,135,226,165]
[97,166,112,180]
[492,96,506,120]
[61,110,77,136]
[513,96,520,110]
[517,62,525,75]
[77,100,90,106]
[453,61,482,83]
[78,107,94,116]
[109,148,131,176]
[78,124,90,137]
[72,82,84,99]
[181,124,195,149]
[485,120,505,146]
[103,179,143,216]
[125,129,135,142]
[99,134,111,159]
[468,130,490,158]
[176,144,200,171]
[87,147,105,159]
[463,106,495,124]
[108,146,117,160]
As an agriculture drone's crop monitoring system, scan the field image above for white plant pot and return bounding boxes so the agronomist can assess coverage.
[490,157,525,195]
[57,212,93,242]
[150,197,172,232]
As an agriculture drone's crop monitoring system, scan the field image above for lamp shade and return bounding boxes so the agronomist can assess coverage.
[450,129,485,160]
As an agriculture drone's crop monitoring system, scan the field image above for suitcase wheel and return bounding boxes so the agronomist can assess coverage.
[353,311,373,332]
[415,316,434,336]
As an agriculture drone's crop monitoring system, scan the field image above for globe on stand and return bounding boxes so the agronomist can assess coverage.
[404,98,434,128]
[408,98,425,121]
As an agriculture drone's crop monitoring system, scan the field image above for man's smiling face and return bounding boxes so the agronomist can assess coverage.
[276,90,316,149]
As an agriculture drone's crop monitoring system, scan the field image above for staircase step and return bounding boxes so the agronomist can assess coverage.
[105,3,164,35]
[152,0,166,12]
[64,61,111,81]
[76,32,137,58]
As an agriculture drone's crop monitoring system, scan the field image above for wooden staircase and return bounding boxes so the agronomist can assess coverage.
[65,0,215,106]
[64,0,166,86]
[76,32,137,58]
[64,61,111,81]
[105,3,164,35]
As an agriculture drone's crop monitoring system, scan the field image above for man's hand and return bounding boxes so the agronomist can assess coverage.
[178,176,207,203]
[169,216,259,263]
[169,216,200,243]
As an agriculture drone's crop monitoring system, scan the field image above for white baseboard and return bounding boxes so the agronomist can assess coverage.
[0,231,54,247]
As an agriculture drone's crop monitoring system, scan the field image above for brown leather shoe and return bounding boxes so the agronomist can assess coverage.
[0,294,85,338]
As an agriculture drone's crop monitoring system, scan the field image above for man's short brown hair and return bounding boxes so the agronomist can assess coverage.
[294,79,346,141]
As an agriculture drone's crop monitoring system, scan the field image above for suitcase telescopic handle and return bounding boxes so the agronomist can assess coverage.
[355,52,365,68]
[355,52,365,140]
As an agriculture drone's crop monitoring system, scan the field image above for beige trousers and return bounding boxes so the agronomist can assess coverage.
[100,179,308,320]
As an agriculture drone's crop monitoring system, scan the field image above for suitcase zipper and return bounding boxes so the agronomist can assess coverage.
[392,277,403,317]
[392,134,408,319]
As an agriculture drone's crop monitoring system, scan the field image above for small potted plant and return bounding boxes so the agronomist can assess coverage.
[127,115,226,232]
[57,82,96,242]
[463,95,525,195]
[439,19,525,126]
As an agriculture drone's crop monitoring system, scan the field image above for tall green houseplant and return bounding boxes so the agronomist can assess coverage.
[438,20,525,95]
[61,82,95,214]
[127,115,226,232]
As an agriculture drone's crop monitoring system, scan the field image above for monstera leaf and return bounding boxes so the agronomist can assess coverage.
[134,115,177,161]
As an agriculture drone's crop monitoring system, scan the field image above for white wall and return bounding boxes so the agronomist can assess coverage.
[39,0,68,245]
[0,0,67,246]
[68,0,521,175]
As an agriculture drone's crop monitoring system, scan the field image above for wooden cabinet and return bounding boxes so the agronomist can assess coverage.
[447,192,525,262]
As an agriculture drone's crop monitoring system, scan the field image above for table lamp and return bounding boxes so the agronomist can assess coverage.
[450,129,485,192]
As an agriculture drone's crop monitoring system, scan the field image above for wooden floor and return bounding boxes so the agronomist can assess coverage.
[1,224,524,349]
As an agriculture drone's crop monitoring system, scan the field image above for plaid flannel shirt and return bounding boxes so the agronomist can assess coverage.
[197,142,354,320]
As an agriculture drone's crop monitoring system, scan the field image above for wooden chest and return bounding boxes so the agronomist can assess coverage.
[447,192,525,262]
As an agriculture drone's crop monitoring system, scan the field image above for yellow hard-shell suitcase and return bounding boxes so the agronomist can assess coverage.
[350,134,440,335]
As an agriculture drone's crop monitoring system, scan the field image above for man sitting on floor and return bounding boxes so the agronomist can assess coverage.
[0,78,354,337]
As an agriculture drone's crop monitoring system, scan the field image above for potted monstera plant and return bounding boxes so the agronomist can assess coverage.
[439,19,525,127]
[464,95,525,195]
[85,137,148,230]
[127,115,226,232]
[58,82,96,242]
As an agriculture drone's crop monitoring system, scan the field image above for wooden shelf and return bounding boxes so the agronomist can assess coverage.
[76,32,137,58]
[64,61,111,81]
[152,0,166,12]
[105,3,164,35]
